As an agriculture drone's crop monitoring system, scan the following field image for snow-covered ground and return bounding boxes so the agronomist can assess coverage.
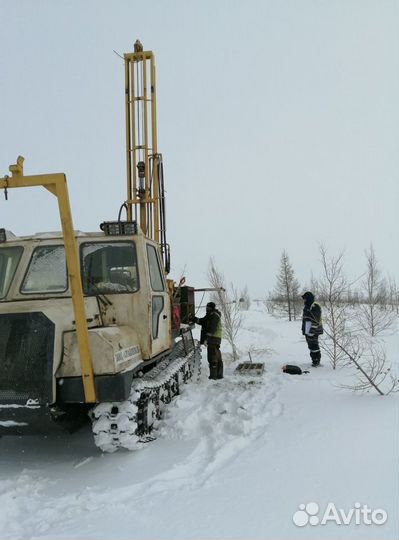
[1,307,398,540]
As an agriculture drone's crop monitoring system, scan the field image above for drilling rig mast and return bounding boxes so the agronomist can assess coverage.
[124,40,169,272]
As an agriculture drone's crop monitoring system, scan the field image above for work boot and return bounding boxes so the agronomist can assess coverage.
[208,364,219,380]
[312,352,321,367]
[216,361,224,379]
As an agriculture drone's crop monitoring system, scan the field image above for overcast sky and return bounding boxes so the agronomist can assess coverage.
[1,0,397,297]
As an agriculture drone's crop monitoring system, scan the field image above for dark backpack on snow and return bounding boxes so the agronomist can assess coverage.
[282,364,308,375]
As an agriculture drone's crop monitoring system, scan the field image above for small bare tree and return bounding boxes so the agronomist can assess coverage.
[308,273,320,299]
[291,278,301,320]
[273,250,301,321]
[357,245,396,336]
[346,286,361,308]
[208,258,242,361]
[387,276,399,314]
[263,292,276,315]
[317,246,349,369]
[239,285,251,310]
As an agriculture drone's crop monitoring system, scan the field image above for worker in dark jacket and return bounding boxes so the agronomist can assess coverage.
[191,302,223,380]
[301,291,323,366]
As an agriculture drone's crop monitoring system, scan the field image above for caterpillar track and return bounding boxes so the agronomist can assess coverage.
[90,339,201,453]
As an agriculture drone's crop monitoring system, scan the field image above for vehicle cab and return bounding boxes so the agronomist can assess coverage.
[0,225,172,406]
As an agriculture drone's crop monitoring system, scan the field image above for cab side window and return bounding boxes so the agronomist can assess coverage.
[146,244,165,292]
[152,296,164,338]
[0,246,23,299]
[81,242,139,295]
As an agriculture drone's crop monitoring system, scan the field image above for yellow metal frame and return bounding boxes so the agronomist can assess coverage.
[0,157,97,403]
[124,48,161,243]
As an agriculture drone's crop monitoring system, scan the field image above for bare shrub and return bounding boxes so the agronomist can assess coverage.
[336,335,399,395]
[239,285,251,310]
[387,275,399,314]
[247,344,274,363]
[263,293,276,316]
[357,245,396,336]
[208,258,242,361]
[317,246,349,369]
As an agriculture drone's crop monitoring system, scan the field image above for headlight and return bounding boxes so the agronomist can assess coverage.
[100,221,138,236]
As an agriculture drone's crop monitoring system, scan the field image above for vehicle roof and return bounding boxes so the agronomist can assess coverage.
[0,230,102,242]
[0,228,147,245]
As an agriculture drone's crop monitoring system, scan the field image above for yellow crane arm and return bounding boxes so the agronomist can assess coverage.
[0,156,96,403]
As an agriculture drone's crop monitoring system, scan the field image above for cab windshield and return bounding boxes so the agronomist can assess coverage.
[21,245,67,294]
[0,246,23,300]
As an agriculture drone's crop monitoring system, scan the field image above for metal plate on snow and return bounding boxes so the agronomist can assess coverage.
[235,362,265,375]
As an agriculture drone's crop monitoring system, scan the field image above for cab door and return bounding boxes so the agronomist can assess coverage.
[146,243,170,355]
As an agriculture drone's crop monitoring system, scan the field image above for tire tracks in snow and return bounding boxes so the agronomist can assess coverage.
[155,371,284,489]
[0,372,284,538]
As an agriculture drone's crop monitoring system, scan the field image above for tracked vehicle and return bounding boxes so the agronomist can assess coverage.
[0,42,200,452]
